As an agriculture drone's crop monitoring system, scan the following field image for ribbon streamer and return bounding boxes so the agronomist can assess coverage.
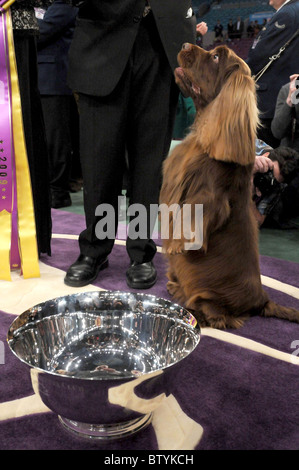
[0,3,40,280]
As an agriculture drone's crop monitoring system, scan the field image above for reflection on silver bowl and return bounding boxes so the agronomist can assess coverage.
[7,291,200,440]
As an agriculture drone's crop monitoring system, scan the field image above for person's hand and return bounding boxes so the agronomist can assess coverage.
[286,74,299,107]
[196,22,208,36]
[253,153,273,174]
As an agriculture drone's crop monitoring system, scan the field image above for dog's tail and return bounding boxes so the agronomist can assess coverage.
[261,300,299,323]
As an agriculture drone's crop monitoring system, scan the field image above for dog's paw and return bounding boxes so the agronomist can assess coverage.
[189,310,210,328]
[166,248,185,255]
[166,280,180,296]
[165,242,186,255]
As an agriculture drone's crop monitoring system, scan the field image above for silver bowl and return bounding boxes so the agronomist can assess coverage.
[7,291,200,440]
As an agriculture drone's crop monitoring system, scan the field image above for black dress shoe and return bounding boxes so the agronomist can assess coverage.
[126,261,157,289]
[64,255,108,287]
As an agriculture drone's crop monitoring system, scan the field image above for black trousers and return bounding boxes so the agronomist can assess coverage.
[77,13,178,263]
[41,95,74,199]
[14,34,52,255]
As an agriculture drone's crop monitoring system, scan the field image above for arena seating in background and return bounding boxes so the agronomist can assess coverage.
[192,0,274,59]
[193,0,274,33]
[205,37,254,60]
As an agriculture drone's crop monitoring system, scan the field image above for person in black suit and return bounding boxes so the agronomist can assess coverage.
[247,0,299,147]
[213,19,223,42]
[227,19,235,40]
[37,0,79,209]
[64,0,197,289]
[233,16,244,39]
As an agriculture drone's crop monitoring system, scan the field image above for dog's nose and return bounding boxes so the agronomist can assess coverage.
[182,43,192,50]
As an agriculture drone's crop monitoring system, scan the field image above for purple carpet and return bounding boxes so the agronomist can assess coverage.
[1,209,299,450]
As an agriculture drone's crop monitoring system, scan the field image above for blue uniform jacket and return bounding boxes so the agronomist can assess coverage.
[37,0,78,95]
[247,0,299,119]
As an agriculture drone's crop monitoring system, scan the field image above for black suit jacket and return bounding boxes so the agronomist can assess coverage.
[68,0,196,96]
[247,0,299,119]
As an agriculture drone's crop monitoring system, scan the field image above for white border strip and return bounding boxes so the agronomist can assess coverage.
[201,327,299,365]
[52,233,161,249]
[261,275,299,300]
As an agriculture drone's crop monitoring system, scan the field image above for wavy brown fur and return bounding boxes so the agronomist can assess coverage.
[160,44,299,329]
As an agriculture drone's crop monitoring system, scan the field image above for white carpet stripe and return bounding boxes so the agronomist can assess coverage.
[52,233,78,239]
[0,394,50,421]
[201,327,299,366]
[52,233,162,250]
[261,275,299,300]
[0,262,103,315]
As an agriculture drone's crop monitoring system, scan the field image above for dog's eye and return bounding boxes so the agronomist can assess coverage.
[213,54,219,62]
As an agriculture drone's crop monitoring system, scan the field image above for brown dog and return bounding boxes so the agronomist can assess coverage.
[160,44,299,329]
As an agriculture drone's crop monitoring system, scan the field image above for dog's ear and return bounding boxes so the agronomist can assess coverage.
[196,63,259,165]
